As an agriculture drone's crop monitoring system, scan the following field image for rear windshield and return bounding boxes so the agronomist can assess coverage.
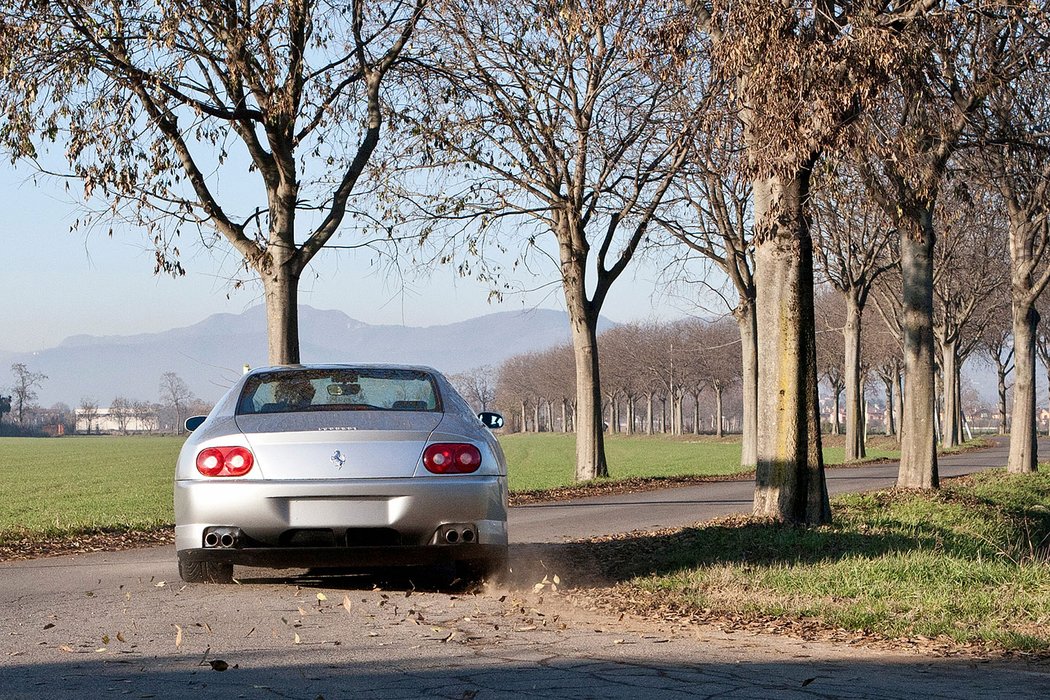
[237,368,441,415]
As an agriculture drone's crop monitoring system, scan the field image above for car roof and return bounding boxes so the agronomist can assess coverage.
[245,363,442,375]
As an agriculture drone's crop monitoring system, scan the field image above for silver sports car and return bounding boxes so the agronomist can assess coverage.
[174,364,508,584]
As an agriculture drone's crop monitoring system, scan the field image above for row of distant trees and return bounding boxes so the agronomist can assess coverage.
[454,319,743,437]
[0,366,206,436]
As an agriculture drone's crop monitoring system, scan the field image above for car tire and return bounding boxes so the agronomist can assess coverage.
[178,554,234,584]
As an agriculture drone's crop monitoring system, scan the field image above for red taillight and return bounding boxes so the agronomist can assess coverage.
[196,446,255,477]
[423,443,482,474]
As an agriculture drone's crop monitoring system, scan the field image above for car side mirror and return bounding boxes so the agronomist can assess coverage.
[185,415,207,433]
[478,412,504,430]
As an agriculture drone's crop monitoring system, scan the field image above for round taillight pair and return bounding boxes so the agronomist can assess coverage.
[423,443,482,474]
[196,446,255,477]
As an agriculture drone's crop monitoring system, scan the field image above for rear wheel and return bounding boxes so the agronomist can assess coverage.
[178,553,234,584]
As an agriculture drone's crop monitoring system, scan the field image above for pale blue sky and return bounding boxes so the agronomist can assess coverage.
[0,163,693,354]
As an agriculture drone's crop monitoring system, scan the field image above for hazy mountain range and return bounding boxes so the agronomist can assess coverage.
[0,306,613,407]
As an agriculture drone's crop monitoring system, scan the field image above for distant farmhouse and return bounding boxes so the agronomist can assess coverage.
[75,408,156,434]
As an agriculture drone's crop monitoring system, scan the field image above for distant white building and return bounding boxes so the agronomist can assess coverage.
[75,408,155,434]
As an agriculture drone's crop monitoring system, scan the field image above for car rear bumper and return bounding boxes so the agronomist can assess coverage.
[174,474,509,555]
[177,543,507,569]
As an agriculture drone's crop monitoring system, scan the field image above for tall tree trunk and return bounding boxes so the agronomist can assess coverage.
[898,223,938,489]
[882,374,896,437]
[645,394,654,435]
[940,338,960,449]
[893,368,903,444]
[735,302,759,467]
[566,305,608,480]
[996,364,1008,436]
[561,399,568,434]
[843,295,866,460]
[714,385,724,438]
[520,401,527,434]
[1008,303,1039,473]
[751,168,831,524]
[693,391,702,435]
[262,265,302,365]
[832,388,842,436]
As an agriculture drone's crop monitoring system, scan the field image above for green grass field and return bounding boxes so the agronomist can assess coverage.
[0,432,902,542]
[0,436,182,540]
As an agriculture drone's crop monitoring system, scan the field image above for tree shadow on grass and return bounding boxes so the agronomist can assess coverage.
[504,514,1022,590]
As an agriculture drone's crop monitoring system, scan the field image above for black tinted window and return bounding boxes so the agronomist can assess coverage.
[237,368,441,415]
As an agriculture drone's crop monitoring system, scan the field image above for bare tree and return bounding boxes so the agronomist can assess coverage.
[972,39,1050,472]
[110,396,134,435]
[660,99,757,464]
[677,0,954,523]
[77,397,100,435]
[403,1,705,480]
[978,313,1014,436]
[133,400,159,434]
[859,5,1036,488]
[812,160,897,459]
[0,1,426,364]
[696,318,741,438]
[814,290,847,437]
[10,363,46,427]
[600,324,652,436]
[867,316,904,440]
[931,187,1009,447]
[450,366,498,413]
[496,354,536,433]
[159,372,194,435]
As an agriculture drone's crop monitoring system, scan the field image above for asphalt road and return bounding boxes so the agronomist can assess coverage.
[1,436,1048,699]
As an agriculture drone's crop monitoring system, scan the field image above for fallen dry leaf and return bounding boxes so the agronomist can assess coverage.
[59,645,74,653]
[293,632,301,644]
[342,594,353,615]
[174,625,183,649]
[316,592,328,602]
[209,660,229,672]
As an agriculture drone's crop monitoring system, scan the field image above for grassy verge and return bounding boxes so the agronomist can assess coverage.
[581,469,1050,652]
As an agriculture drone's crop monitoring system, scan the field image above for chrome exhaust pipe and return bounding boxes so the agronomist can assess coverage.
[445,529,460,544]
[204,527,241,548]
